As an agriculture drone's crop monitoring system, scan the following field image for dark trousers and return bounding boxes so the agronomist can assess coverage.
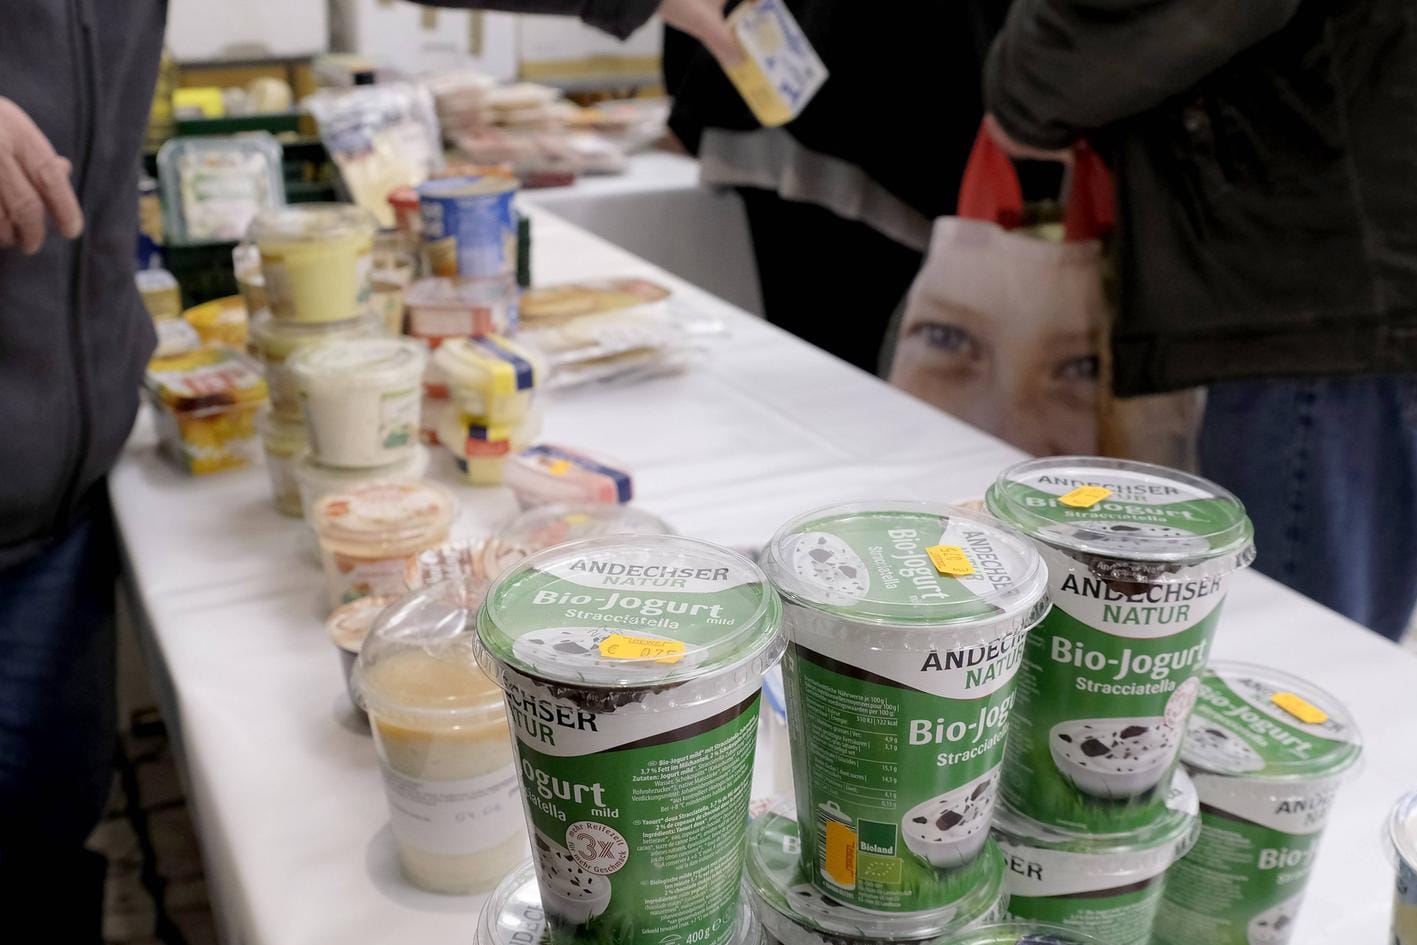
[1200,377,1417,641]
[0,487,117,938]
[736,187,924,374]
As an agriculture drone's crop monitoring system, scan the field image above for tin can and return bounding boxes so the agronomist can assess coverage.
[417,176,518,280]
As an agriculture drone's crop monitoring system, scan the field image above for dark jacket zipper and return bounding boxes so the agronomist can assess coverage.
[53,0,97,534]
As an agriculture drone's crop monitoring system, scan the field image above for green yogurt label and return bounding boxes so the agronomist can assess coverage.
[1155,665,1360,945]
[763,505,1048,916]
[479,538,783,945]
[985,460,1253,834]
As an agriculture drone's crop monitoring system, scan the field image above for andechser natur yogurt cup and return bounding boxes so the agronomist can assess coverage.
[937,922,1109,945]
[744,803,1007,945]
[993,769,1198,945]
[759,502,1049,917]
[984,457,1255,835]
[1155,663,1362,945]
[476,535,785,945]
[1388,791,1417,945]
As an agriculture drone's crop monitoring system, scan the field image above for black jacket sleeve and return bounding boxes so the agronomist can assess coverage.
[417,0,661,41]
[985,0,1303,149]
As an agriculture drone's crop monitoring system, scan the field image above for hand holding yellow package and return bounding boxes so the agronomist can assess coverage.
[724,0,828,127]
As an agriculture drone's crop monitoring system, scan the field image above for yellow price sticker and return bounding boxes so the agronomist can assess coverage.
[546,459,573,476]
[823,819,858,888]
[598,633,687,665]
[926,545,975,577]
[1272,691,1329,725]
[1058,485,1114,508]
[562,512,591,526]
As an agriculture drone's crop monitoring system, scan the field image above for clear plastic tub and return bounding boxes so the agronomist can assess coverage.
[476,536,784,945]
[326,594,398,715]
[984,457,1255,835]
[293,444,430,522]
[405,276,518,342]
[993,769,1199,945]
[232,242,267,315]
[136,268,181,320]
[504,444,632,509]
[247,203,378,323]
[249,311,380,419]
[759,502,1049,917]
[291,338,427,468]
[257,412,308,517]
[158,134,284,243]
[311,480,455,609]
[939,923,1108,945]
[352,585,524,894]
[1156,663,1363,945]
[1389,792,1417,945]
[144,348,269,475]
[745,804,1007,945]
[429,332,542,422]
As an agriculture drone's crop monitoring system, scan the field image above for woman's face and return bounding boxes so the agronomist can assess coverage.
[888,287,1099,456]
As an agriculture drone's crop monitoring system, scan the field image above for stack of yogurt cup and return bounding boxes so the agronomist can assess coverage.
[244,203,383,516]
[753,501,1053,944]
[981,457,1257,945]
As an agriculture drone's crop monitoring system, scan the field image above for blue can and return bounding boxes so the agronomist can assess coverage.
[416,176,519,280]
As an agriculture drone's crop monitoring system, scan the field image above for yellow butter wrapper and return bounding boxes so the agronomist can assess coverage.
[725,0,828,128]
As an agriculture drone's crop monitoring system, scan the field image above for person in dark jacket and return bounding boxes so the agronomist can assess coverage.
[985,0,1417,640]
[0,0,164,933]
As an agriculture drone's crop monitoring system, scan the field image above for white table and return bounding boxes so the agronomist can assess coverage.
[113,206,1417,945]
[521,151,762,316]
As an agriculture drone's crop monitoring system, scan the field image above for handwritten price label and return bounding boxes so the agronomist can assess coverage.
[1058,485,1113,508]
[598,633,686,665]
[926,545,974,577]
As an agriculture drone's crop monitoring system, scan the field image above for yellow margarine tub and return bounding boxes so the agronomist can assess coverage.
[143,348,268,475]
[183,295,248,349]
[248,203,377,323]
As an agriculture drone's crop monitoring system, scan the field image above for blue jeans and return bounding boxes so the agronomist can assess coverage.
[0,487,116,937]
[1200,376,1417,641]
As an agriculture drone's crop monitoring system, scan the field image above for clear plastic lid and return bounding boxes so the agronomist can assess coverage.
[311,480,456,551]
[1182,661,1362,781]
[1386,791,1417,874]
[478,860,765,945]
[761,501,1049,633]
[938,923,1109,945]
[502,504,673,555]
[249,310,380,360]
[352,581,504,724]
[157,133,284,244]
[478,534,782,690]
[505,445,633,506]
[294,445,429,502]
[406,539,533,591]
[986,457,1254,567]
[289,337,427,390]
[417,174,518,201]
[744,805,1006,942]
[143,348,268,412]
[991,769,1199,886]
[246,202,378,245]
[431,334,543,395]
[326,594,398,655]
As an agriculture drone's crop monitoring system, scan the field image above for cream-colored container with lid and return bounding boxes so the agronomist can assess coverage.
[249,311,379,418]
[311,480,455,609]
[257,412,308,517]
[326,594,397,716]
[292,338,426,468]
[248,203,377,323]
[293,445,430,522]
[353,585,524,894]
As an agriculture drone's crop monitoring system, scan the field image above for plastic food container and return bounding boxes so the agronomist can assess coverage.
[437,405,541,486]
[759,502,1049,917]
[430,334,541,422]
[1389,792,1417,945]
[504,444,633,509]
[994,769,1198,945]
[745,804,1007,945]
[232,242,267,315]
[158,134,284,243]
[984,457,1255,835]
[312,480,456,609]
[136,268,181,320]
[404,277,518,342]
[406,539,533,591]
[294,445,430,522]
[153,318,202,359]
[249,311,380,419]
[248,203,378,323]
[481,861,766,945]
[476,536,784,945]
[723,0,827,128]
[417,176,519,280]
[388,186,421,240]
[183,295,248,350]
[352,586,524,894]
[258,412,308,517]
[938,923,1108,945]
[1155,663,1362,945]
[519,277,670,323]
[144,348,268,475]
[292,338,427,468]
[503,503,675,554]
[326,594,397,714]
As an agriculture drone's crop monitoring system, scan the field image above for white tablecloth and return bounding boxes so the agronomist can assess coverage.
[112,207,1417,945]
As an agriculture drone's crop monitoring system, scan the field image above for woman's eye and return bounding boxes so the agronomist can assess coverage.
[1055,355,1099,381]
[918,323,976,355]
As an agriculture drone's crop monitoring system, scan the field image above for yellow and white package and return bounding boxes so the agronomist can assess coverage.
[435,404,541,486]
[725,0,827,127]
[431,334,543,424]
[143,348,268,475]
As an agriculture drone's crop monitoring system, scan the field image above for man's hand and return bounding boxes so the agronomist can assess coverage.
[660,0,744,68]
[984,113,1073,163]
[0,97,84,254]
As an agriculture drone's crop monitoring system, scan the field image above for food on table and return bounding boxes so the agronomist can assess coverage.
[430,334,541,423]
[247,203,378,324]
[436,403,540,486]
[183,296,248,350]
[257,411,308,517]
[293,444,430,522]
[504,444,633,509]
[157,134,283,242]
[248,311,380,419]
[404,277,519,345]
[291,338,426,469]
[143,348,268,475]
[136,268,181,320]
[232,242,267,315]
[325,593,397,713]
[417,175,519,281]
